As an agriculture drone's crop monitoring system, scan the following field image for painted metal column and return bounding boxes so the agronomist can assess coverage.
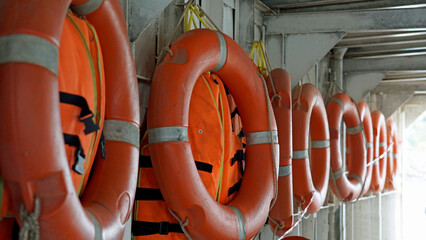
[334,47,348,240]
[334,48,348,90]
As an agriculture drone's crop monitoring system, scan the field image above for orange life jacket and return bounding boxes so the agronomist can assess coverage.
[59,11,105,195]
[132,73,244,239]
[0,11,104,235]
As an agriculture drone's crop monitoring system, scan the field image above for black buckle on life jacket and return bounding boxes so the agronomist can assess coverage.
[63,134,86,175]
[79,113,100,134]
[159,222,170,235]
[99,132,106,159]
[59,92,100,134]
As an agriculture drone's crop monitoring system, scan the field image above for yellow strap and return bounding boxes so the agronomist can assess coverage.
[184,4,216,32]
[201,74,226,202]
[249,41,268,76]
[134,131,149,222]
[249,41,257,59]
[140,131,149,154]
[66,12,100,195]
[184,3,225,201]
[213,74,226,202]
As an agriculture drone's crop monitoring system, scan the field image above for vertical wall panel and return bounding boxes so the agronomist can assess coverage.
[265,35,283,70]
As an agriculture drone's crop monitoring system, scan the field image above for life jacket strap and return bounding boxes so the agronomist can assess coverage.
[63,133,86,175]
[59,92,100,134]
[231,108,239,119]
[135,188,164,201]
[228,178,242,197]
[99,132,106,159]
[238,129,245,138]
[139,155,213,173]
[231,150,245,166]
[132,220,183,236]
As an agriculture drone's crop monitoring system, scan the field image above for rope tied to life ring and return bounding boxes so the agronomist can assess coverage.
[247,35,280,209]
[271,191,316,240]
[249,41,281,103]
[257,71,279,210]
[19,196,41,240]
[168,209,192,240]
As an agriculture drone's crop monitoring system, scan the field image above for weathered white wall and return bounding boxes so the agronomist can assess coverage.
[255,192,401,240]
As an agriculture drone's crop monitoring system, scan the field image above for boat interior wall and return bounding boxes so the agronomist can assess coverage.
[123,0,420,239]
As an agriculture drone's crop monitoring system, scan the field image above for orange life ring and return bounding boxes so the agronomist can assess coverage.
[370,111,387,193]
[385,118,399,190]
[0,0,139,239]
[0,9,105,236]
[268,69,294,235]
[327,93,366,201]
[358,101,373,195]
[147,29,278,240]
[133,73,244,239]
[292,83,330,214]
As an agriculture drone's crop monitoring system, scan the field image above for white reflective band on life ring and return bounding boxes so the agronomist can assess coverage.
[148,126,189,144]
[71,0,104,15]
[246,130,278,145]
[0,34,58,75]
[104,120,140,148]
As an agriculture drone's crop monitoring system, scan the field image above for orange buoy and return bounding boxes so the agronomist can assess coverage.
[358,101,374,195]
[370,111,387,193]
[0,0,139,239]
[268,69,294,235]
[292,84,330,213]
[132,73,244,239]
[327,93,366,201]
[148,29,278,240]
[385,118,399,190]
[0,9,105,236]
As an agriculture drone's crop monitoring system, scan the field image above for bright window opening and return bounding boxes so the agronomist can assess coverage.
[403,111,426,239]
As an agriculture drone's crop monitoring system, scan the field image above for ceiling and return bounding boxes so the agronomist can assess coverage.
[260,0,426,117]
[261,0,426,82]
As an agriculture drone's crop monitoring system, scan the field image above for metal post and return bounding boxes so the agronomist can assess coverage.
[334,48,348,90]
[333,47,348,240]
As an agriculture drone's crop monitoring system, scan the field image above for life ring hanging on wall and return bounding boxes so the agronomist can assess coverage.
[147,29,279,240]
[385,118,399,190]
[268,68,294,236]
[370,111,387,193]
[358,101,374,196]
[344,101,373,196]
[292,83,330,213]
[0,0,140,239]
[326,93,366,201]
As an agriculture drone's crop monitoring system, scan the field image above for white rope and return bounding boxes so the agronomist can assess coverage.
[19,196,40,240]
[156,0,194,65]
[330,166,345,202]
[366,142,394,167]
[196,4,220,31]
[257,72,278,210]
[258,42,281,103]
[168,209,192,240]
[292,81,304,109]
[268,216,284,240]
[275,192,316,240]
